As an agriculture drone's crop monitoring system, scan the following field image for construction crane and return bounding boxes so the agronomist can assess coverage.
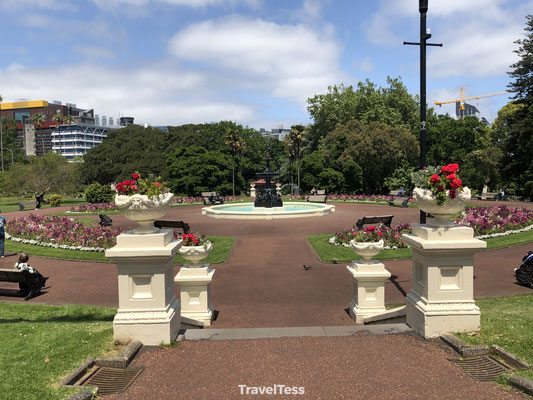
[434,86,509,119]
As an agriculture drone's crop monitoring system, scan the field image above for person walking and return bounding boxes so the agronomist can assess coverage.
[0,214,5,257]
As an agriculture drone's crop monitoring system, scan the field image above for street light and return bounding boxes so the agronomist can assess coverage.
[404,0,442,223]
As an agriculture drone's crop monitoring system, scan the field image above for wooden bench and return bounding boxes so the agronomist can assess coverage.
[308,189,327,203]
[355,215,393,230]
[154,220,190,234]
[18,201,35,211]
[477,192,498,200]
[387,197,409,207]
[201,192,224,205]
[98,214,113,226]
[0,268,47,301]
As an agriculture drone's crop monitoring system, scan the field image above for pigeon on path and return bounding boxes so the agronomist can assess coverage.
[303,264,312,270]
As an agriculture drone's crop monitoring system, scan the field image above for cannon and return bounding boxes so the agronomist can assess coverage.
[515,251,533,289]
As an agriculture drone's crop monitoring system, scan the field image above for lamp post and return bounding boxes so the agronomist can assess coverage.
[404,0,442,224]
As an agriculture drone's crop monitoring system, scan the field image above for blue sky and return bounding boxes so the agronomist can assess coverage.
[0,0,531,128]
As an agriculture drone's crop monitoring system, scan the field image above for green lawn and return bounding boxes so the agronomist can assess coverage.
[457,295,533,382]
[0,197,88,212]
[5,235,235,264]
[0,303,117,400]
[308,229,533,263]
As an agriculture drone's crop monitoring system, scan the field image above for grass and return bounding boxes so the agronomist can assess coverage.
[53,210,121,216]
[5,235,235,264]
[0,303,117,400]
[456,295,533,382]
[0,197,88,213]
[308,229,533,263]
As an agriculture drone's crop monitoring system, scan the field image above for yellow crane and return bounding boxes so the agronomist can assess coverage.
[434,86,509,118]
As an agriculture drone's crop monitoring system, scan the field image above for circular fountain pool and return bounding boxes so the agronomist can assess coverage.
[202,202,335,219]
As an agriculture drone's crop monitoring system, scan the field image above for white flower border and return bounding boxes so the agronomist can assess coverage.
[5,233,106,252]
[329,223,533,250]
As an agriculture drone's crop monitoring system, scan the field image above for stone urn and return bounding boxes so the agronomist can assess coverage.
[115,192,174,234]
[179,241,213,268]
[413,187,471,227]
[350,239,384,263]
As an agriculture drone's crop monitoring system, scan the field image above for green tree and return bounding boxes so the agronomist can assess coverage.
[306,77,419,150]
[286,124,306,190]
[32,112,46,155]
[299,151,327,192]
[167,146,233,196]
[320,120,419,193]
[502,15,533,199]
[224,126,245,196]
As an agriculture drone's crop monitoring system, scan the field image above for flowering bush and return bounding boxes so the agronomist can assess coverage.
[351,226,383,242]
[180,232,209,247]
[70,202,118,213]
[411,163,465,205]
[116,172,169,197]
[332,223,413,249]
[6,214,123,249]
[453,205,533,236]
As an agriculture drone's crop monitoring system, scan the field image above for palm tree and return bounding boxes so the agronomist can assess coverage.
[287,125,306,192]
[224,127,245,196]
[32,112,46,156]
[52,113,64,155]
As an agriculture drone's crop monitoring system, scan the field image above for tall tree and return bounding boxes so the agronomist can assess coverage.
[502,15,533,199]
[224,127,245,196]
[52,113,64,155]
[32,112,46,156]
[286,124,306,191]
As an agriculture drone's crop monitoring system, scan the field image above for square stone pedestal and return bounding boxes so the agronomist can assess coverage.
[402,224,486,338]
[105,229,182,345]
[175,265,215,326]
[347,261,391,323]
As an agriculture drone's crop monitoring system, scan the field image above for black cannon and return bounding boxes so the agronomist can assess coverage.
[515,251,533,289]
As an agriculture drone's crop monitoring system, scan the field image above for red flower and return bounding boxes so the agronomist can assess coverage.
[366,226,376,232]
[440,163,459,175]
[132,173,140,180]
[130,185,138,191]
[378,232,383,236]
[450,178,462,189]
[438,185,445,192]
[446,174,456,181]
[449,188,457,198]
[155,182,162,188]
[123,180,131,186]
[430,174,440,184]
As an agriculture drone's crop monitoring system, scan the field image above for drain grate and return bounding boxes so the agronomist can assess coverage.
[79,366,143,395]
[450,356,511,381]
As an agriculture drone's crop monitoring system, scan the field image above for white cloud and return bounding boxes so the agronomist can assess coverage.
[352,57,374,73]
[0,63,255,126]
[90,0,261,9]
[363,0,526,79]
[168,15,348,105]
[21,14,52,28]
[0,0,75,11]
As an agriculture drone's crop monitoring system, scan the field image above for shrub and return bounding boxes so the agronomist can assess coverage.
[48,194,63,207]
[85,183,113,204]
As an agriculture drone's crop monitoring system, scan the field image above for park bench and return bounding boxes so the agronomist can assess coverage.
[201,192,224,205]
[154,220,191,234]
[387,197,409,207]
[18,201,35,211]
[0,268,47,301]
[98,214,113,227]
[515,251,533,289]
[355,215,393,230]
[477,192,498,200]
[308,189,327,203]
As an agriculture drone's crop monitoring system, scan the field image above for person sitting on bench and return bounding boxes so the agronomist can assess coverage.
[208,194,224,205]
[13,253,48,301]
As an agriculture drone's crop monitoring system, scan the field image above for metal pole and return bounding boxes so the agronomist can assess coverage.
[419,2,428,224]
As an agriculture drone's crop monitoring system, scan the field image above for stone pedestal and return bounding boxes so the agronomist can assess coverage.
[402,223,486,338]
[105,229,182,345]
[347,261,391,323]
[175,265,215,326]
[250,183,256,198]
[276,182,281,196]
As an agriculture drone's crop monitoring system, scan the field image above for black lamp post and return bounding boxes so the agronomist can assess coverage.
[404,0,442,223]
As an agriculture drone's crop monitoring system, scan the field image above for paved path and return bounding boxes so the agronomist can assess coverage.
[1,201,531,328]
[106,333,527,400]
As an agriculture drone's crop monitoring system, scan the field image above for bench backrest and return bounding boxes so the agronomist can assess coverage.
[154,220,190,234]
[99,214,113,226]
[0,269,30,283]
[201,192,217,197]
[316,190,326,195]
[356,215,393,230]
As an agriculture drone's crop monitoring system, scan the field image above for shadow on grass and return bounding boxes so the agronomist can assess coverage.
[0,313,115,324]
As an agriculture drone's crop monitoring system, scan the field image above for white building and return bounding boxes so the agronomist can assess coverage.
[259,125,291,141]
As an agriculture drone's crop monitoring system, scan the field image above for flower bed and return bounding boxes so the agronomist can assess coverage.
[6,214,123,251]
[330,206,533,249]
[453,205,533,236]
[291,194,413,204]
[69,202,118,213]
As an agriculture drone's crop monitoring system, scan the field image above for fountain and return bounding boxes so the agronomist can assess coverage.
[202,144,335,219]
[254,144,283,208]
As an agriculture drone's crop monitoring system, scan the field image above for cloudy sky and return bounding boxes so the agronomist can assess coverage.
[0,0,531,128]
